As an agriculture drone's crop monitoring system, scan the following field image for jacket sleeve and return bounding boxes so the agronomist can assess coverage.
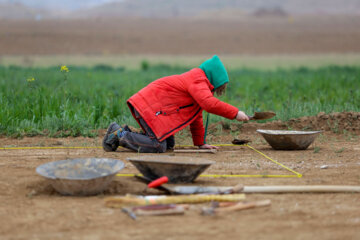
[190,111,205,146]
[187,79,239,119]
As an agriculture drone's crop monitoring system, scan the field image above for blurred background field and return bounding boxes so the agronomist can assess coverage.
[1,0,360,137]
[2,54,360,70]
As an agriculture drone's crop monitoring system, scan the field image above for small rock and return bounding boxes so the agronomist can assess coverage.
[26,189,37,198]
[320,165,329,169]
[321,115,329,120]
[317,112,325,117]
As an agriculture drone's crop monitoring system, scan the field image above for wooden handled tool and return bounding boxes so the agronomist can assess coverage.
[105,193,246,208]
[215,199,271,213]
[202,199,271,215]
[133,205,185,216]
[122,204,189,219]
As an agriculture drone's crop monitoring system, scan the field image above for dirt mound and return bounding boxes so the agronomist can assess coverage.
[287,112,360,133]
[212,111,360,134]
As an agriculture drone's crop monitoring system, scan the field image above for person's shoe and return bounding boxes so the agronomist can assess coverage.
[123,125,132,132]
[102,122,121,152]
[166,135,175,150]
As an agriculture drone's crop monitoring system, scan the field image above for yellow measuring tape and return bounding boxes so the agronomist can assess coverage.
[245,144,302,178]
[1,144,302,178]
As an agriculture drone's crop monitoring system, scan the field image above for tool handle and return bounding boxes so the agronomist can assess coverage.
[134,206,185,216]
[216,199,271,213]
[148,176,169,188]
[247,115,254,120]
[232,183,244,193]
[105,194,246,208]
[221,183,243,194]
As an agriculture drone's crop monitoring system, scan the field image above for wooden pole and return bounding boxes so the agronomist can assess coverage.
[242,185,360,193]
[169,185,360,194]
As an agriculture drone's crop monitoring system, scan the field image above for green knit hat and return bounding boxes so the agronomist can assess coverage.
[199,55,229,89]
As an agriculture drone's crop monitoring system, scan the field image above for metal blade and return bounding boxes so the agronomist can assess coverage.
[251,111,276,120]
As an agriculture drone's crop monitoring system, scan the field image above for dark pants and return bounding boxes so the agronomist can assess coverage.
[119,109,174,153]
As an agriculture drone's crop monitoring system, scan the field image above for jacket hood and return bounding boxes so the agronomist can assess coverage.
[199,55,229,89]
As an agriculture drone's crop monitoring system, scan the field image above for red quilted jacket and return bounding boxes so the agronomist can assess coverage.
[127,68,238,146]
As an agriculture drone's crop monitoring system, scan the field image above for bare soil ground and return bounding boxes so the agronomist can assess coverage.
[0,113,359,239]
[1,15,360,55]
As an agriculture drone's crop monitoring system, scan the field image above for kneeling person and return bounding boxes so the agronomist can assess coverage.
[102,55,249,153]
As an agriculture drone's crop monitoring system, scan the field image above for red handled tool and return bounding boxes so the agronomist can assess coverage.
[147,176,169,188]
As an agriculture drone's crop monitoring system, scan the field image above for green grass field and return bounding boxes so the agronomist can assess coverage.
[0,64,359,137]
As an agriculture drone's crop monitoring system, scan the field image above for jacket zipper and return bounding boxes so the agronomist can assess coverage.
[179,103,194,109]
[156,103,194,116]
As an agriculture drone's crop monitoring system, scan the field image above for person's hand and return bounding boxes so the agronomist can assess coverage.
[199,144,219,149]
[236,111,250,121]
